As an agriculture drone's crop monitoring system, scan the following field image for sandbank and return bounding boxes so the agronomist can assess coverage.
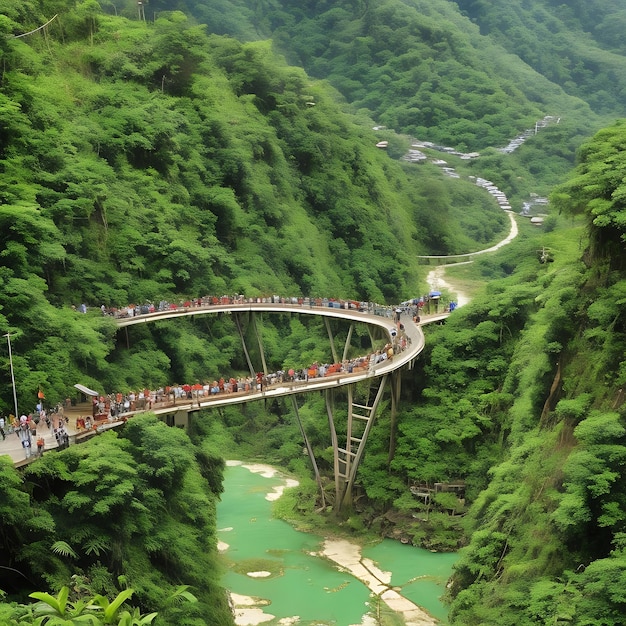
[233,607,275,625]
[321,539,439,626]
[236,461,300,500]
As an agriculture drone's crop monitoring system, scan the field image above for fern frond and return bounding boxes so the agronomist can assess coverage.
[51,540,78,559]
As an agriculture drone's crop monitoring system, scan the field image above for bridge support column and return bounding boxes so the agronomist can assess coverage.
[367,326,376,351]
[173,409,189,430]
[387,370,402,466]
[326,377,388,513]
[292,396,326,509]
[325,390,340,506]
[233,312,257,378]
[250,312,268,375]
[324,317,339,364]
[342,323,354,362]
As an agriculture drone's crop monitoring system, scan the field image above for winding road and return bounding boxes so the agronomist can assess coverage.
[426,210,519,305]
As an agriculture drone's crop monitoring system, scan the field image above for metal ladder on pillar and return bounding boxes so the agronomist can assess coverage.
[334,376,387,510]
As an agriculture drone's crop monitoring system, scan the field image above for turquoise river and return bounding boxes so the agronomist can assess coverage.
[217,462,457,625]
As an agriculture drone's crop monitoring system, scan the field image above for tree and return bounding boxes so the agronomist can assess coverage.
[551,121,626,267]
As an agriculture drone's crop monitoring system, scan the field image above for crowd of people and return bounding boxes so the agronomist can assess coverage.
[84,331,407,426]
[74,299,416,433]
[1,410,70,459]
[92,294,418,320]
[8,333,401,458]
[67,284,462,326]
[64,293,420,428]
[3,292,442,461]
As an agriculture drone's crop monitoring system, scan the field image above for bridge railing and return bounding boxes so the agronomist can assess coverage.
[109,308,449,418]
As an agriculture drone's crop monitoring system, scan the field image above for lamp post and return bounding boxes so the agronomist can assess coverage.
[3,332,18,419]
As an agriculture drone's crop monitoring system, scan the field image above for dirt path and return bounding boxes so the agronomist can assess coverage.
[426,263,472,307]
[425,211,519,307]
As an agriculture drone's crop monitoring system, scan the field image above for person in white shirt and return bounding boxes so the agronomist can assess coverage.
[18,423,32,458]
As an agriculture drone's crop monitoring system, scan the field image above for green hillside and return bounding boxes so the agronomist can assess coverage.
[2,1,626,624]
[0,5,511,405]
[457,0,626,114]
[443,121,626,625]
[147,0,617,147]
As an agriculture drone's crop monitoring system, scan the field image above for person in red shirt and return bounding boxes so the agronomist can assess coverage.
[144,388,152,409]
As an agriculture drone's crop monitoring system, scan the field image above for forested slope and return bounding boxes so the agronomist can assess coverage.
[436,121,626,625]
[0,2,510,408]
[0,414,234,624]
[2,1,626,625]
[147,0,618,152]
[456,0,626,114]
[143,0,620,215]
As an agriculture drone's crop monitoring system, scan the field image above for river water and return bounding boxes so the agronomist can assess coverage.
[217,462,456,625]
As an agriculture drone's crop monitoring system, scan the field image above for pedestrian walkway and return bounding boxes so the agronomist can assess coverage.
[0,309,448,469]
[0,403,89,466]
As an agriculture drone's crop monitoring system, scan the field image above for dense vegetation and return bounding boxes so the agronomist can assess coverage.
[456,0,626,114]
[0,414,232,624]
[3,0,626,624]
[0,2,513,409]
[148,0,616,151]
[439,121,626,625]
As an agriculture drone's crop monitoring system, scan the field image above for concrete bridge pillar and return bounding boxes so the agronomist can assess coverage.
[173,409,189,430]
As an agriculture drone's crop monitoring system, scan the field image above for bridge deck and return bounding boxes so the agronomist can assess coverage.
[2,307,448,466]
[117,306,447,414]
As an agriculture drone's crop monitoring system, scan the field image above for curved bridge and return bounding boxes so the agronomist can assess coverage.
[116,302,448,511]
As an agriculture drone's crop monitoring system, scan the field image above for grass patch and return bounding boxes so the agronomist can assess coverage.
[229,557,284,578]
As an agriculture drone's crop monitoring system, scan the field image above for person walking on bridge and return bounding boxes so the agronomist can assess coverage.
[36,435,45,457]
[18,422,32,459]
